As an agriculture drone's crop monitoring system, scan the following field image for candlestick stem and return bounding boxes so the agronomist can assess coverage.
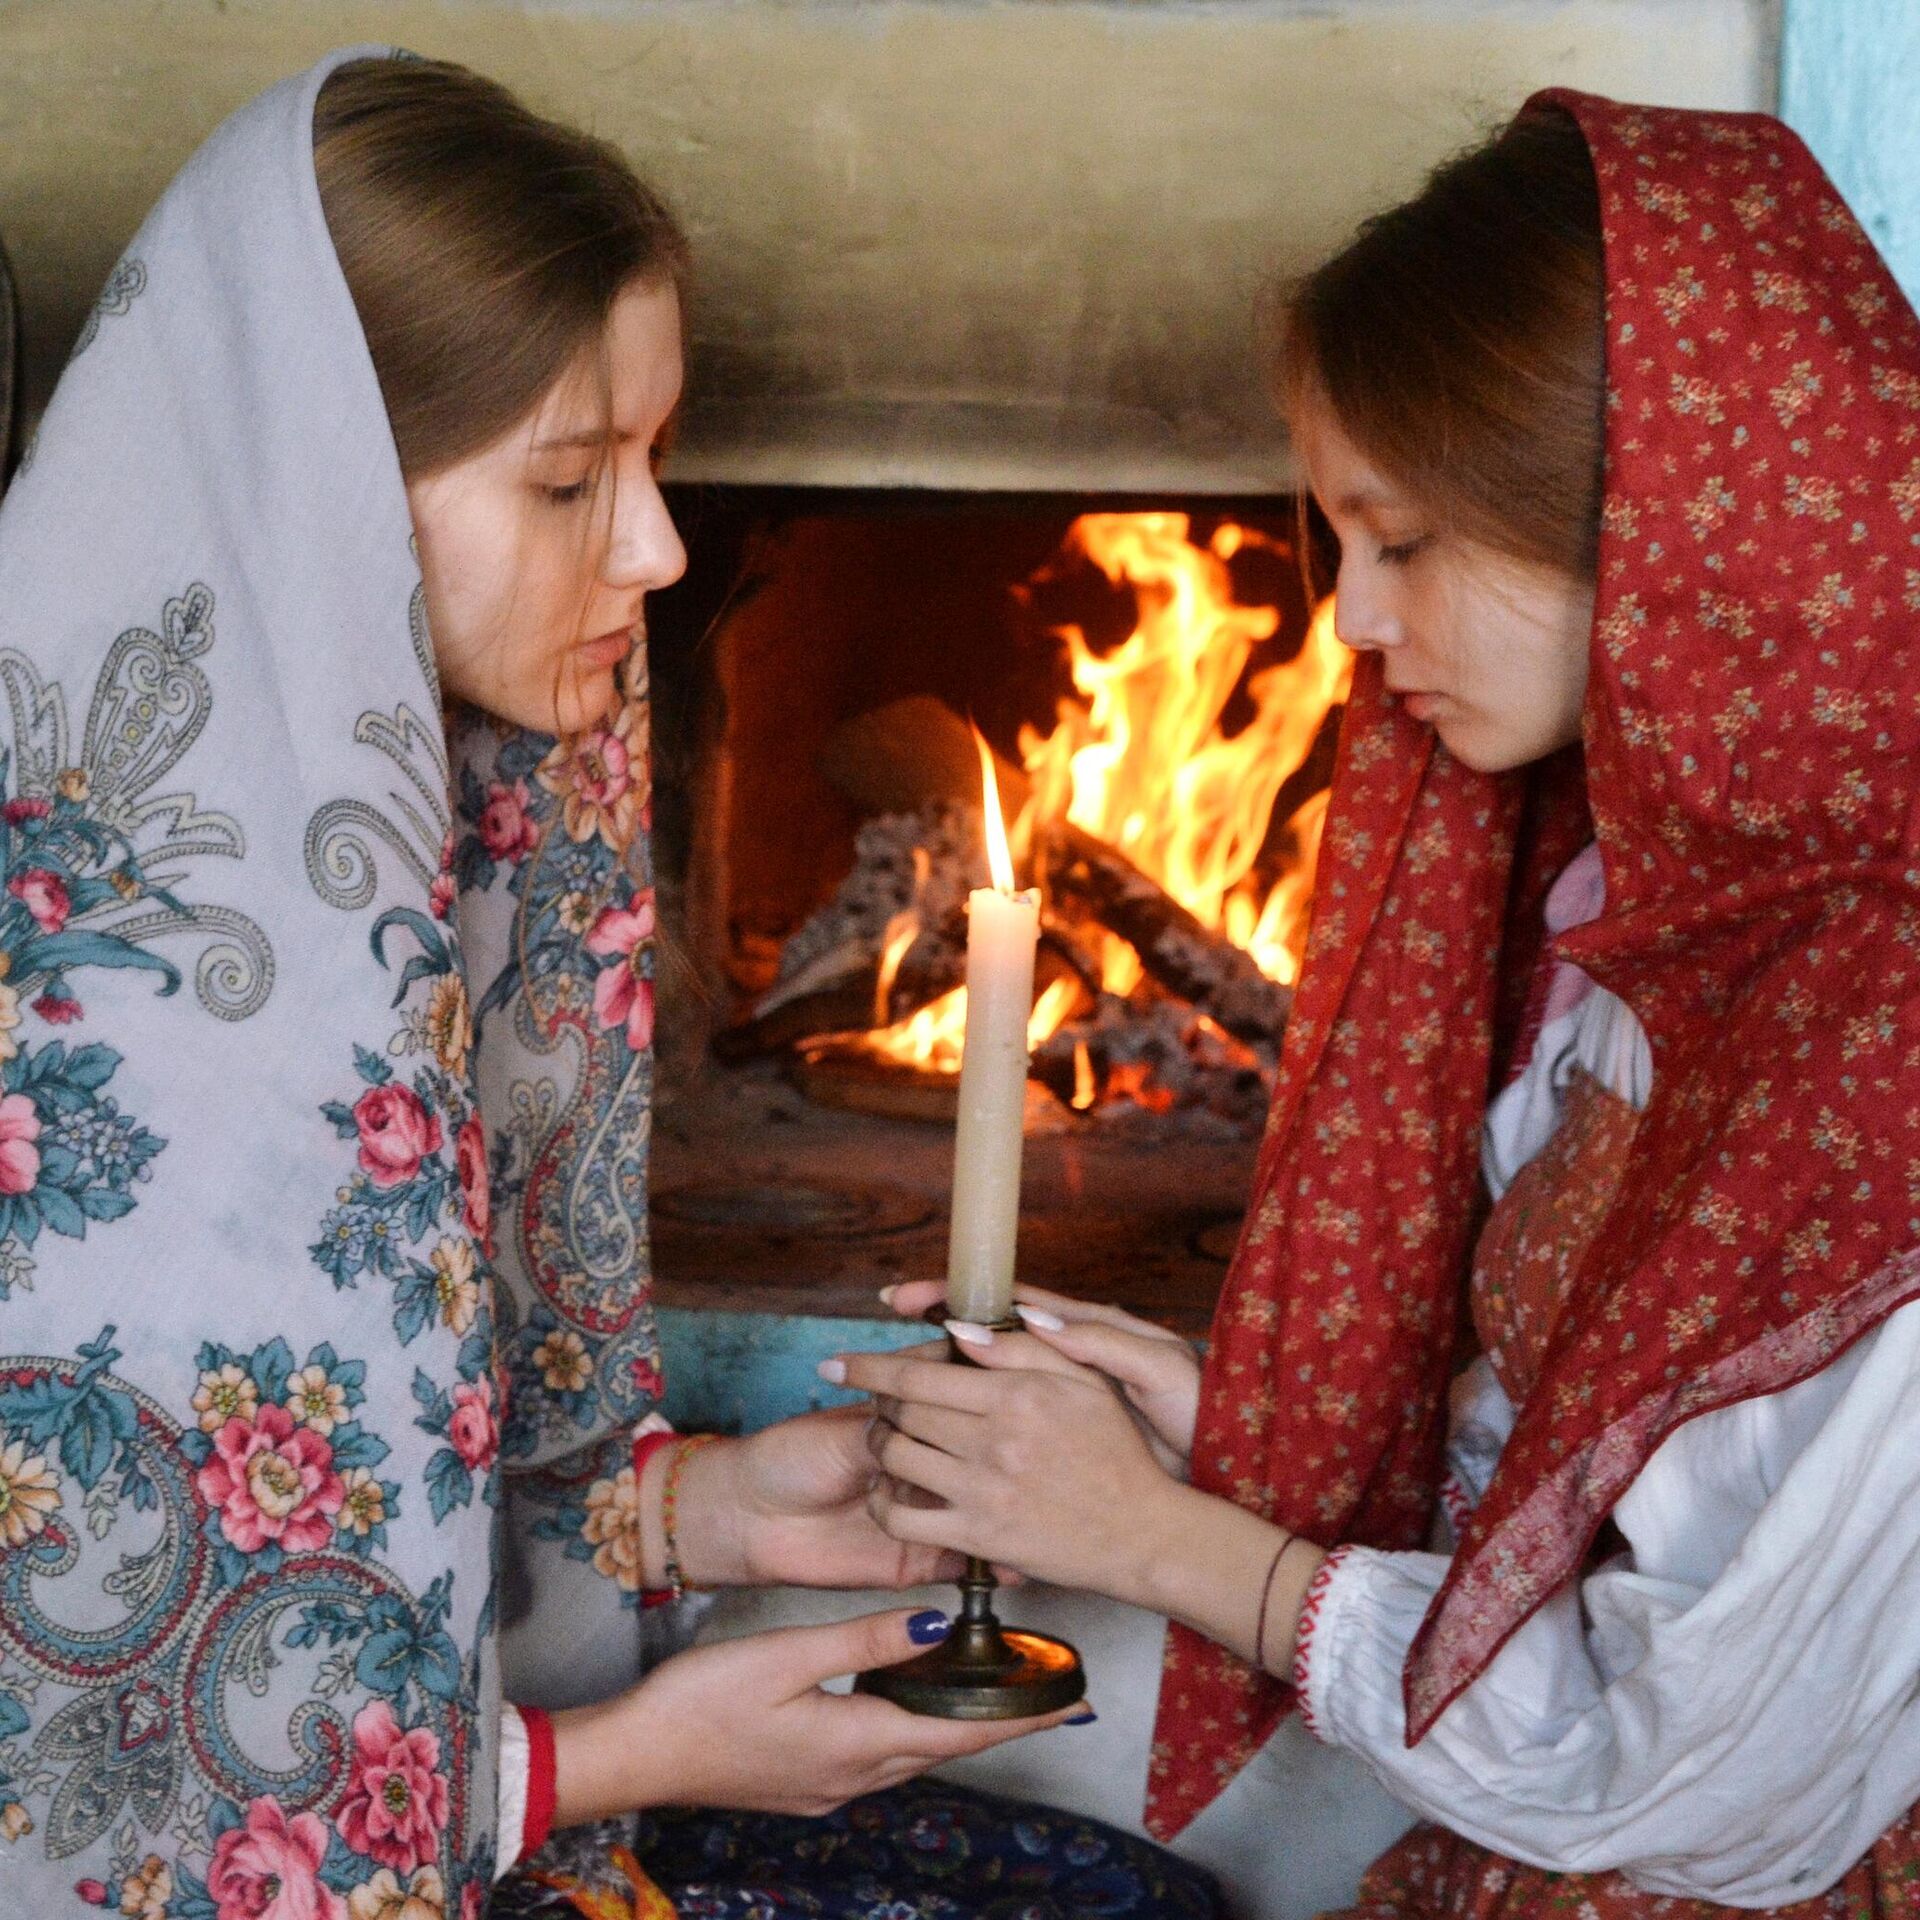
[853,1314,1085,1718]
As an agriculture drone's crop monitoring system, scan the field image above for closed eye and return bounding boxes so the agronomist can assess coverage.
[1377,535,1432,567]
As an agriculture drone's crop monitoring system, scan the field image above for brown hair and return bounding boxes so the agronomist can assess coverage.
[1280,106,1606,579]
[313,56,688,480]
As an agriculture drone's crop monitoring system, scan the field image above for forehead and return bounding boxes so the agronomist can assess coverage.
[534,279,685,445]
[1292,394,1408,515]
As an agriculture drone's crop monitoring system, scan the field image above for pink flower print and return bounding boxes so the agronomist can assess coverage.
[446,1376,497,1475]
[194,1404,345,1555]
[352,1085,442,1191]
[428,833,456,922]
[536,702,647,850]
[207,1796,345,1920]
[32,992,81,1024]
[477,780,540,865]
[586,889,657,1053]
[335,1702,450,1875]
[0,1092,41,1196]
[453,1116,491,1256]
[2,798,50,829]
[9,868,69,934]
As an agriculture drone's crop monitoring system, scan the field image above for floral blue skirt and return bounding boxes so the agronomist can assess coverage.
[495,1780,1224,1920]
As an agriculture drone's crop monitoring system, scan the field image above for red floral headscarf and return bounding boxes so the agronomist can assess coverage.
[1148,91,1920,1840]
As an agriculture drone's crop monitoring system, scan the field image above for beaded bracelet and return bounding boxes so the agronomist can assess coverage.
[661,1433,724,1599]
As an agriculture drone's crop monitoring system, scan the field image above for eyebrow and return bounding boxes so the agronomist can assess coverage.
[533,404,683,454]
[1333,486,1402,514]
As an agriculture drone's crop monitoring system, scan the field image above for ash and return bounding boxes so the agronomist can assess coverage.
[1036,992,1276,1138]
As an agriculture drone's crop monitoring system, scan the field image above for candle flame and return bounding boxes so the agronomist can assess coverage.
[975,725,1017,894]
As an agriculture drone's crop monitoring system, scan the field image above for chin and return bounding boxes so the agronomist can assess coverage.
[1439,724,1565,776]
[551,669,620,738]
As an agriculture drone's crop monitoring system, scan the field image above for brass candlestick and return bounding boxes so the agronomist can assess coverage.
[854,1313,1087,1719]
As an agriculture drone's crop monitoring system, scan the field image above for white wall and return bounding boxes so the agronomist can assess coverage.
[4,0,1778,490]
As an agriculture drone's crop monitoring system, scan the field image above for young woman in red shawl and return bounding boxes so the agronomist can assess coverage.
[837,90,1920,1915]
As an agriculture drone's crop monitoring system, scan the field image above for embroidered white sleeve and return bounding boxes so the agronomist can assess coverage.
[1306,1298,1920,1906]
[496,1702,530,1879]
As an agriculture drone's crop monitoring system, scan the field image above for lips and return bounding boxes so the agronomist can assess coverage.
[574,624,638,668]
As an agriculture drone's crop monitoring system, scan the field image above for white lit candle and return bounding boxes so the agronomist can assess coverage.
[945,732,1039,1326]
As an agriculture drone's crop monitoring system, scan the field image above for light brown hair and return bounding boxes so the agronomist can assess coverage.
[1280,106,1606,580]
[313,56,688,481]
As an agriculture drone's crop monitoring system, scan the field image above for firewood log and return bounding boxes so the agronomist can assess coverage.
[712,926,962,1062]
[820,697,1291,1048]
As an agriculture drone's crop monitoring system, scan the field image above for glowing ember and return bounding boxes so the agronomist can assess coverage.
[1022,518,1347,990]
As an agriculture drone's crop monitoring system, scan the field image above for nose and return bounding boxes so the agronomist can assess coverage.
[1332,559,1403,654]
[604,466,687,596]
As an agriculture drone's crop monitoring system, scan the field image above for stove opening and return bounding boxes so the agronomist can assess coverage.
[646,488,1344,1331]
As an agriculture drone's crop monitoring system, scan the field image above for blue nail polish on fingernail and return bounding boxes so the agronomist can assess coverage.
[1065,1706,1098,1725]
[907,1609,952,1645]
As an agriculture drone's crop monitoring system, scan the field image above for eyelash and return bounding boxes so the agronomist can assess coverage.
[1377,536,1431,567]
[539,441,672,507]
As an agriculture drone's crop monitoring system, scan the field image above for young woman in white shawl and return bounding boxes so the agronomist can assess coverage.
[0,51,1223,1920]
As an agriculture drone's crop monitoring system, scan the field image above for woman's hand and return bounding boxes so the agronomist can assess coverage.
[882,1281,1203,1471]
[549,1609,1089,1823]
[677,1405,967,1591]
[831,1325,1194,1607]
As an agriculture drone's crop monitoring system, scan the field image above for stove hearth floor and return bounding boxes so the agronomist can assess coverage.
[652,1062,1256,1337]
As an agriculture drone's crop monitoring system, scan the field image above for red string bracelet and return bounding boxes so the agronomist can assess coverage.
[631,1428,679,1609]
[661,1434,724,1600]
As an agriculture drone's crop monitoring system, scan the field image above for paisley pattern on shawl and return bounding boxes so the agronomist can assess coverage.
[1148,95,1920,1838]
[0,47,663,1913]
[0,49,511,1909]
[447,660,667,1653]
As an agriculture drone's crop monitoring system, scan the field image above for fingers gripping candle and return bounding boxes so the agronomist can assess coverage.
[945,732,1040,1326]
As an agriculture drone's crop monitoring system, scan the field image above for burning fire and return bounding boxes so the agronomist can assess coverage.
[1022,515,1347,998]
[847,513,1348,1090]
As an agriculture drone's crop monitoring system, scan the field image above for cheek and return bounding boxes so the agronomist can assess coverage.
[415,491,520,660]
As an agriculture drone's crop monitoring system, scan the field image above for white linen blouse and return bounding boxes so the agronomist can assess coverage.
[1295,894,1920,1906]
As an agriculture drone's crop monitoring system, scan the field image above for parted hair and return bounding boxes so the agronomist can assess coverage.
[313,55,687,480]
[1280,106,1607,579]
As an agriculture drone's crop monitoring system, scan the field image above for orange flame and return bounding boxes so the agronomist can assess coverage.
[1022,518,1347,989]
[1027,975,1081,1051]
[858,985,968,1074]
[874,846,931,1026]
[1071,1041,1096,1111]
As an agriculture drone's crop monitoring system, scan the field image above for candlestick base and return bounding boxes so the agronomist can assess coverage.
[853,1313,1087,1720]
